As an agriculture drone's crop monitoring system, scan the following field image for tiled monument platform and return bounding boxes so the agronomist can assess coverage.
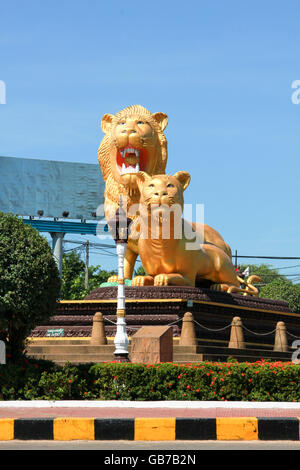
[26,286,300,364]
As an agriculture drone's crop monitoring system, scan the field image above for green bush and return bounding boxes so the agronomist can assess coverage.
[0,213,61,360]
[1,358,300,401]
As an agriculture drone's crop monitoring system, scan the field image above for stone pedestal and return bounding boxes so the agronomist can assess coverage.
[130,326,173,364]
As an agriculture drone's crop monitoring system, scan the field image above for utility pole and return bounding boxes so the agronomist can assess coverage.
[234,249,238,268]
[85,240,89,289]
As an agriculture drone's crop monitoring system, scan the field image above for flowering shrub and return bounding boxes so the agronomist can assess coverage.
[0,358,300,401]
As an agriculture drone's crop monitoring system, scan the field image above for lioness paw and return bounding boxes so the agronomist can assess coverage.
[132,275,154,286]
[154,274,170,286]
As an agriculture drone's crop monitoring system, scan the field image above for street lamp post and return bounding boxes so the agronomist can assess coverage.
[107,197,131,362]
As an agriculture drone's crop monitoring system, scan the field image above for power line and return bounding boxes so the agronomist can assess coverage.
[276,264,300,270]
[235,255,300,260]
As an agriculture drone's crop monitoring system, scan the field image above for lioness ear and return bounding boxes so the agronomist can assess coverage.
[173,171,191,191]
[152,112,168,131]
[136,171,151,193]
[101,113,114,134]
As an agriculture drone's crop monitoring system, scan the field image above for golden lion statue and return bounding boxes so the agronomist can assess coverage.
[97,104,169,280]
[131,171,260,295]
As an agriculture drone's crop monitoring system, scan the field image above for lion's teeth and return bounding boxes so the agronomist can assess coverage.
[120,148,140,158]
[120,161,140,175]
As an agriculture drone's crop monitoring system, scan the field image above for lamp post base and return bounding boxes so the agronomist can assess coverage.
[113,352,130,363]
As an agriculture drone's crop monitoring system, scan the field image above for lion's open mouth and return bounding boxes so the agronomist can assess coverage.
[116,147,148,175]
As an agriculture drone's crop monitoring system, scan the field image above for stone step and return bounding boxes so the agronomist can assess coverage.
[26,344,115,354]
[27,339,92,346]
[27,353,116,364]
[25,341,292,365]
[26,344,192,354]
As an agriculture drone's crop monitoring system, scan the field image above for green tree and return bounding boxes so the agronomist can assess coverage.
[238,264,300,312]
[61,251,116,299]
[61,251,85,299]
[134,264,147,276]
[0,213,61,361]
[239,263,287,284]
[259,279,300,313]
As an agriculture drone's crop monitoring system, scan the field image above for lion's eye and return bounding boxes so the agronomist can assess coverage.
[137,121,144,125]
[148,184,155,188]
[120,122,125,125]
[167,183,174,188]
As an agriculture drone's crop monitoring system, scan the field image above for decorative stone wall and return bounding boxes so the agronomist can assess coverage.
[29,286,299,350]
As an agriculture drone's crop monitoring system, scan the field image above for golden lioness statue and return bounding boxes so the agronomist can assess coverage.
[131,171,260,295]
[97,104,239,281]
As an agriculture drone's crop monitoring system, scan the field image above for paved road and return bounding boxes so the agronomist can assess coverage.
[1,440,300,450]
[1,400,300,418]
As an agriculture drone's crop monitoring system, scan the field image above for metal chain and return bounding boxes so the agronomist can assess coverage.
[241,325,277,336]
[103,315,300,340]
[103,316,117,325]
[193,319,232,333]
[167,318,183,326]
[286,330,300,339]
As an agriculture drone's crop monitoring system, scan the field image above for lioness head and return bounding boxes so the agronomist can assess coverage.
[98,105,168,196]
[136,171,191,220]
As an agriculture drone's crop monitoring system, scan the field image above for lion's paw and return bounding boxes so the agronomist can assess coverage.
[107,275,119,283]
[132,275,154,286]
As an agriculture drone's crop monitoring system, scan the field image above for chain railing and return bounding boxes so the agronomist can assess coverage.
[102,315,300,340]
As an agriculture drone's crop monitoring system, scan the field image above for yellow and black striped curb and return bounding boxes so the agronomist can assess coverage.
[0,417,300,440]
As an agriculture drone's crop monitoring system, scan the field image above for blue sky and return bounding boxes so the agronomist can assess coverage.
[1,0,300,278]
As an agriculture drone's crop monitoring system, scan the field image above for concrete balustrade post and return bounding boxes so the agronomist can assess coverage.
[90,311,107,345]
[179,312,197,346]
[273,321,288,352]
[228,316,245,349]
